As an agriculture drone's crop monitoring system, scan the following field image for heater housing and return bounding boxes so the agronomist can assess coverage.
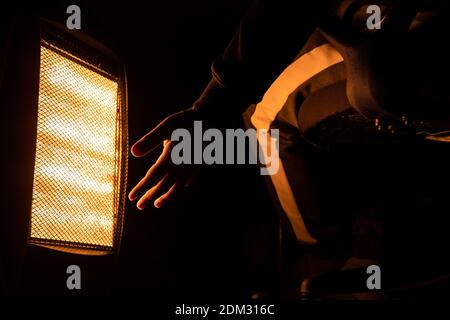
[1,14,131,295]
[26,21,129,255]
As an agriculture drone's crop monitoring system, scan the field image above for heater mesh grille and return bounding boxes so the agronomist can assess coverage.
[30,43,120,249]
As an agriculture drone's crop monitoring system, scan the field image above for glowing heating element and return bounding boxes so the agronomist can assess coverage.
[30,44,121,250]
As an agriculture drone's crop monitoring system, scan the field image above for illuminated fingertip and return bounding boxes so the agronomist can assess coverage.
[132,141,149,157]
[154,200,161,208]
[130,145,141,157]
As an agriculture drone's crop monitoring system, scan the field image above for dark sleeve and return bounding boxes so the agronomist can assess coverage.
[193,0,339,117]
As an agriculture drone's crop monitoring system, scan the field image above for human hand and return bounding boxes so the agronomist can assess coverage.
[128,108,200,209]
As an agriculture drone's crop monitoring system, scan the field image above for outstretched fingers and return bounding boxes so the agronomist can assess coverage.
[136,173,175,210]
[128,140,173,201]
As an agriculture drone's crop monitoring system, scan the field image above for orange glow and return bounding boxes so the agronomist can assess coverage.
[30,44,119,248]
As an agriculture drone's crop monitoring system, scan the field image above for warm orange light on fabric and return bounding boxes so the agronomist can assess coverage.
[29,42,125,251]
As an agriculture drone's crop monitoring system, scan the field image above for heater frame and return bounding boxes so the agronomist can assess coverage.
[26,20,128,255]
